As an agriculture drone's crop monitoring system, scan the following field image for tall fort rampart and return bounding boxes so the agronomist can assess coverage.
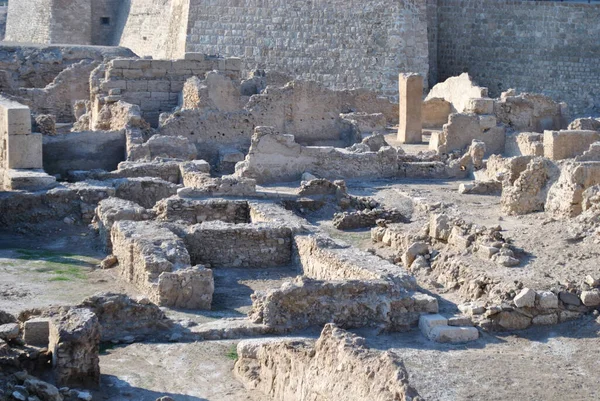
[4,0,600,115]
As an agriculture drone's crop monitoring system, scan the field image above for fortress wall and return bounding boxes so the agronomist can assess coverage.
[437,0,600,117]
[91,0,122,45]
[5,0,53,43]
[50,0,92,45]
[184,0,430,100]
[116,0,190,59]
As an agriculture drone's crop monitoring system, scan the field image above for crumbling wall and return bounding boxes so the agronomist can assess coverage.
[235,127,398,184]
[234,324,422,401]
[246,81,372,145]
[154,197,250,224]
[425,73,487,113]
[431,112,505,156]
[49,308,100,388]
[95,56,241,126]
[495,92,566,133]
[546,162,600,218]
[249,277,435,332]
[5,0,52,43]
[184,222,292,268]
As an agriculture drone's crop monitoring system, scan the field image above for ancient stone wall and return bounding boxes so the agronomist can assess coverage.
[184,222,292,268]
[5,0,53,43]
[0,6,7,41]
[114,0,190,59]
[96,57,241,126]
[235,324,422,401]
[437,0,600,116]
[184,0,431,99]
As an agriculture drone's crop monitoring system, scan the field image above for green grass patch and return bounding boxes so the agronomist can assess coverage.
[13,248,98,281]
[226,344,238,361]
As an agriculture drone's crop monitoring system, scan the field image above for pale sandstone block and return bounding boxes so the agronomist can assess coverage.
[398,73,423,144]
[7,133,43,169]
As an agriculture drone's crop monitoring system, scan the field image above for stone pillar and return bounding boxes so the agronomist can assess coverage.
[398,73,423,144]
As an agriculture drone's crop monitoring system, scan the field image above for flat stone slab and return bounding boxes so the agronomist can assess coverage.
[419,314,448,337]
[23,318,51,347]
[4,169,57,191]
[428,326,479,344]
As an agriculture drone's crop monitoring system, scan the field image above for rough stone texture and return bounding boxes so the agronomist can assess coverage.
[184,0,430,100]
[398,73,423,144]
[432,112,505,156]
[49,308,100,388]
[95,197,150,252]
[332,209,408,230]
[247,80,362,146]
[340,112,387,135]
[184,222,292,268]
[34,114,56,135]
[543,130,600,161]
[505,132,544,157]
[428,325,479,343]
[128,135,197,162]
[250,277,435,332]
[235,127,398,184]
[501,158,554,216]
[181,72,243,112]
[158,108,255,166]
[422,97,451,128]
[23,318,51,347]
[437,0,600,117]
[77,293,171,342]
[425,73,487,113]
[111,220,193,305]
[495,92,566,133]
[569,117,600,131]
[94,57,241,126]
[575,142,600,163]
[113,177,180,209]
[546,162,600,218]
[154,197,250,225]
[234,324,422,401]
[157,265,214,310]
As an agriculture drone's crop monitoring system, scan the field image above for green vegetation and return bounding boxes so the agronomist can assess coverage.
[226,344,239,361]
[11,249,99,282]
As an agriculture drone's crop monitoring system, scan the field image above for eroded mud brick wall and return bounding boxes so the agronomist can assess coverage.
[437,0,600,116]
[184,0,431,99]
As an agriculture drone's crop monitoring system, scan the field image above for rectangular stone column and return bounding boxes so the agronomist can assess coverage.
[398,73,423,144]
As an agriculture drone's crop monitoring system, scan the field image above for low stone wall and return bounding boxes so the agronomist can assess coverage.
[235,127,398,184]
[249,276,436,332]
[234,324,421,401]
[544,130,600,161]
[184,221,293,268]
[112,177,180,208]
[546,162,600,218]
[154,197,250,224]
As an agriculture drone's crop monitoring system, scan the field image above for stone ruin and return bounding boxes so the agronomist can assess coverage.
[0,12,600,401]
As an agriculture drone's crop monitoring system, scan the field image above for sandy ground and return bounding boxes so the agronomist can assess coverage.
[2,175,600,400]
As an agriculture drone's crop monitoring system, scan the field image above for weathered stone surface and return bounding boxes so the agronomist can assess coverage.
[536,291,559,309]
[428,325,479,343]
[23,318,50,347]
[425,73,488,113]
[580,289,600,307]
[49,308,101,388]
[0,323,19,341]
[419,314,447,337]
[95,197,150,252]
[398,73,423,144]
[234,324,422,401]
[513,288,536,308]
[157,266,214,310]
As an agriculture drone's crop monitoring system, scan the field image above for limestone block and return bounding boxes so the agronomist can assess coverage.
[0,97,31,136]
[398,73,423,144]
[4,169,56,191]
[580,289,600,307]
[532,314,558,326]
[448,316,473,327]
[513,288,536,308]
[422,97,451,128]
[536,291,559,309]
[466,98,494,115]
[418,314,447,337]
[23,318,51,347]
[428,326,479,343]
[0,323,19,341]
[429,213,451,241]
[7,133,43,169]
[478,114,497,130]
[544,130,600,160]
